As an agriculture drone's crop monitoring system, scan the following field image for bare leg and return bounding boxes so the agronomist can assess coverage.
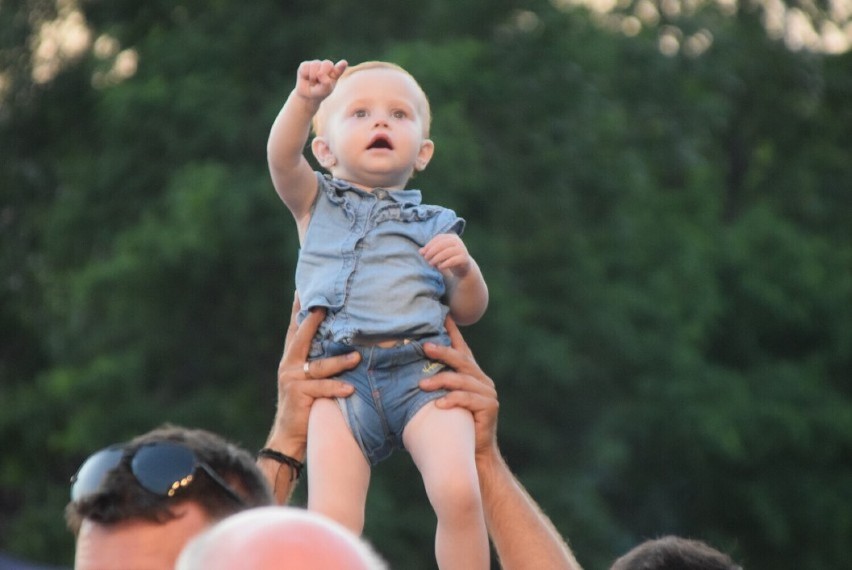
[404,402,489,570]
[307,398,371,534]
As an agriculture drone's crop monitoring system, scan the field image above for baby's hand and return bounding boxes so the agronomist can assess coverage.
[420,234,472,278]
[295,59,348,104]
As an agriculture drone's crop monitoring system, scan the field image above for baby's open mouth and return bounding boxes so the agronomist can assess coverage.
[367,135,393,150]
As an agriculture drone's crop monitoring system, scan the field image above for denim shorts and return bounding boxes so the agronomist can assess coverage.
[314,334,450,465]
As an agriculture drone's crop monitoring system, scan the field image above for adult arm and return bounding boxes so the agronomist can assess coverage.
[475,450,582,570]
[420,319,582,570]
[258,295,359,504]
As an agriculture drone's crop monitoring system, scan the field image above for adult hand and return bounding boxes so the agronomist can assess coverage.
[419,317,499,459]
[264,294,359,462]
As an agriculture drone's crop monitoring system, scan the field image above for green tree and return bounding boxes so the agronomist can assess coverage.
[2,0,851,568]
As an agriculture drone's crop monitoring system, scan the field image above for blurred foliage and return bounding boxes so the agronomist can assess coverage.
[2,0,851,568]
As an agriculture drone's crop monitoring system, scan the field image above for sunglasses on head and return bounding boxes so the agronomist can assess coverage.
[70,440,245,506]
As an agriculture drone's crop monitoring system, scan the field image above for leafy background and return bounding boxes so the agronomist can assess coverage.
[2,0,851,568]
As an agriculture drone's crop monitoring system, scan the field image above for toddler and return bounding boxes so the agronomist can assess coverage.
[267,59,489,569]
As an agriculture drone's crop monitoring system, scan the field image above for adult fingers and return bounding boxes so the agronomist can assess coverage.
[305,351,361,380]
[444,316,471,355]
[432,388,499,455]
[294,378,354,399]
[282,307,326,364]
[423,341,484,380]
[282,292,301,355]
[433,389,499,415]
[420,369,496,397]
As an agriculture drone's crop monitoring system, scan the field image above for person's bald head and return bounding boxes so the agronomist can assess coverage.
[176,506,387,570]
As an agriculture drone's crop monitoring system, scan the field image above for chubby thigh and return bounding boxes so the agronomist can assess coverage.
[307,398,371,534]
[403,402,479,513]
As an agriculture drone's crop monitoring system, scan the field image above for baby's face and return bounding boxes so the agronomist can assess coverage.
[313,68,433,190]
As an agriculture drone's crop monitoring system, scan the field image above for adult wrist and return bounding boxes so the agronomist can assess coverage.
[475,445,506,484]
[263,436,306,464]
[263,424,307,463]
[257,448,304,481]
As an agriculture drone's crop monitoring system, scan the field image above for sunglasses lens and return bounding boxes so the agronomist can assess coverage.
[131,442,196,495]
[70,447,124,501]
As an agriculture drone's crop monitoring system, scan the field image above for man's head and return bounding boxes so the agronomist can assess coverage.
[311,61,435,190]
[177,506,388,570]
[67,425,272,570]
[611,536,741,570]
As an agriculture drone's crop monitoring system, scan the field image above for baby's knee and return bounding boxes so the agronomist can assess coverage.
[432,475,482,520]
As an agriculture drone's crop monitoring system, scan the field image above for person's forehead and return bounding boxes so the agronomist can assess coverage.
[334,68,426,107]
[74,504,212,570]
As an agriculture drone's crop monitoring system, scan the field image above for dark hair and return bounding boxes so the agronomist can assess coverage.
[611,536,742,570]
[65,425,272,534]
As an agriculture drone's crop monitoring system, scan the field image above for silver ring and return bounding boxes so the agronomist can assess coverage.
[303,361,313,379]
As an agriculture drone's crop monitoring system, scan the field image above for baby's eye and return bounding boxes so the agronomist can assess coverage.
[354,109,368,118]
[391,110,407,119]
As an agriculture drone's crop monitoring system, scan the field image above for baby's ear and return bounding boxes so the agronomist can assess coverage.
[311,137,337,169]
[415,139,435,172]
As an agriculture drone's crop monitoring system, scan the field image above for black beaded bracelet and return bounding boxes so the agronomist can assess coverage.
[257,448,304,481]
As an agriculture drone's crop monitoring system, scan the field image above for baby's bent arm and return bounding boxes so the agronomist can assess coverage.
[421,232,489,325]
[445,259,489,326]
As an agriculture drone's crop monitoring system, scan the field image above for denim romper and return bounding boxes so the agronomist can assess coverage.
[296,173,465,464]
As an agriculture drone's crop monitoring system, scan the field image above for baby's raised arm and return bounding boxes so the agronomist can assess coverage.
[267,59,347,239]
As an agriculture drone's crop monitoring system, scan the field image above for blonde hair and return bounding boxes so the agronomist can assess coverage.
[312,61,432,137]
